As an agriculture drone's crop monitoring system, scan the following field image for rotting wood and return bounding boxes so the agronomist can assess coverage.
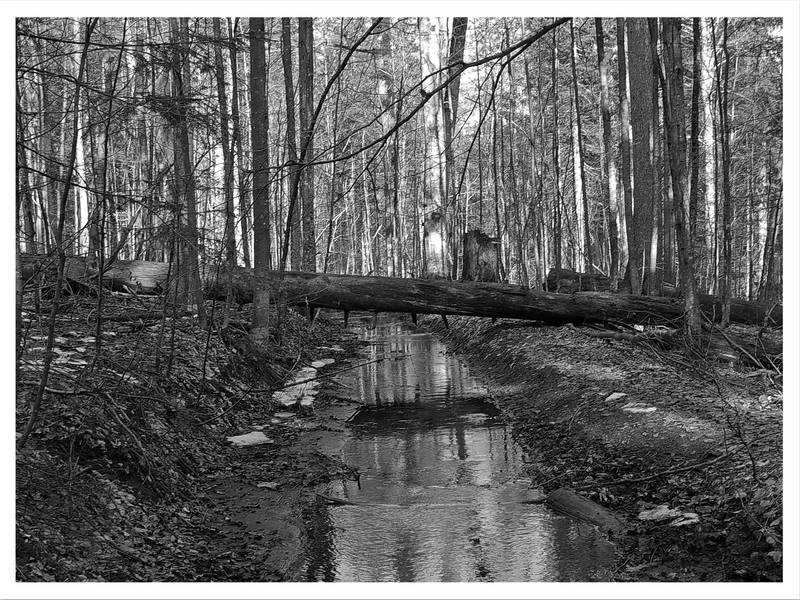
[546,487,628,534]
[19,254,782,327]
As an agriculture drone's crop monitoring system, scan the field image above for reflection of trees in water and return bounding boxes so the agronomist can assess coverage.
[318,320,611,580]
[549,517,612,580]
[351,326,481,407]
[391,526,418,581]
[302,500,338,581]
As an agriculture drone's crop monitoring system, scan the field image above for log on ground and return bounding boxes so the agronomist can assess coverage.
[19,254,782,327]
[546,487,628,534]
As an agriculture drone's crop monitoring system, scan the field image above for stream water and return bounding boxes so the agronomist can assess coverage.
[299,317,614,582]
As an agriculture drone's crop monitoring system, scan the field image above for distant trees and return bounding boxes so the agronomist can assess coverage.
[16,17,783,340]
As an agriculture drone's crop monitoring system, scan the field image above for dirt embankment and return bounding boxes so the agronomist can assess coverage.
[16,296,361,582]
[425,316,782,582]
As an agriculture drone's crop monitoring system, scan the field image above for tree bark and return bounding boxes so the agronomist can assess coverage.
[625,19,655,295]
[298,17,316,272]
[212,18,237,271]
[662,17,701,335]
[715,18,734,326]
[594,19,620,286]
[551,22,563,284]
[461,230,500,282]
[443,17,468,279]
[249,17,271,344]
[17,90,37,253]
[615,19,634,293]
[282,18,302,270]
[688,18,702,245]
[169,17,207,327]
[701,18,717,292]
[228,18,251,269]
[569,19,591,272]
[419,17,447,277]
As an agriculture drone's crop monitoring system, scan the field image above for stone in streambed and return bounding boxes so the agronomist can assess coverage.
[226,431,274,447]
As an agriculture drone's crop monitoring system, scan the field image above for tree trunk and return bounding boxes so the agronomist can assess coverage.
[443,17,468,279]
[419,17,447,275]
[228,18,251,269]
[701,18,717,293]
[662,17,701,335]
[688,18,702,246]
[37,29,61,251]
[169,17,207,327]
[17,90,37,253]
[616,19,634,293]
[212,19,237,272]
[625,19,655,295]
[569,20,592,272]
[551,22,563,285]
[758,154,781,304]
[298,17,316,272]
[21,254,781,328]
[461,230,500,282]
[423,210,448,278]
[282,18,302,270]
[595,19,620,286]
[249,17,271,344]
[649,19,665,294]
[715,19,734,326]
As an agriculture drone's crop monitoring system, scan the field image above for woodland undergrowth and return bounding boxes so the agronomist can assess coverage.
[15,290,340,581]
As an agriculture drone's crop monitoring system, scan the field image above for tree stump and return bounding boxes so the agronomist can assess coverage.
[423,210,448,278]
[461,229,500,282]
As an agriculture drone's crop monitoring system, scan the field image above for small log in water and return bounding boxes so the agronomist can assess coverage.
[546,488,628,534]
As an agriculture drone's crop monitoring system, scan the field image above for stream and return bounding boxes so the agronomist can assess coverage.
[298,316,615,582]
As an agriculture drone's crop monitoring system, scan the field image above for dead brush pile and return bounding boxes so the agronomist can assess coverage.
[15,292,338,581]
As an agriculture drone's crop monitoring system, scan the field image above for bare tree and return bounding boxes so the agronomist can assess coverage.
[169,17,207,327]
[282,18,302,270]
[595,18,622,285]
[298,17,316,271]
[624,18,655,295]
[662,17,701,335]
[249,17,271,344]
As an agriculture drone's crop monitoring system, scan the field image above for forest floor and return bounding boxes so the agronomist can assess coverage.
[425,316,783,582]
[16,291,783,582]
[16,293,361,581]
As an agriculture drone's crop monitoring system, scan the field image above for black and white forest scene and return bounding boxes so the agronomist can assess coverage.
[10,2,798,597]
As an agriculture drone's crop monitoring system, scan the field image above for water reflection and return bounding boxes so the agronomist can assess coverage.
[302,318,613,582]
[338,321,485,407]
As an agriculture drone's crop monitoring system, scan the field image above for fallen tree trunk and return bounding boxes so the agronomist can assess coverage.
[19,254,782,327]
[546,267,779,326]
[546,488,628,534]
